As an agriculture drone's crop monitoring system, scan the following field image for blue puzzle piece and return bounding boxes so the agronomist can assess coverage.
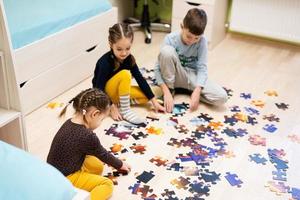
[290,187,300,200]
[249,153,267,165]
[240,93,251,99]
[244,106,260,115]
[200,169,221,184]
[230,105,241,112]
[225,172,243,187]
[188,181,210,196]
[263,124,277,133]
[136,171,155,183]
[272,170,287,181]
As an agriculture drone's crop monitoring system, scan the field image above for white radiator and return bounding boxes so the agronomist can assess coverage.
[229,0,300,44]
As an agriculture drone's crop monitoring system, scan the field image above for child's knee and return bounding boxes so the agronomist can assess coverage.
[117,69,131,80]
[103,178,114,194]
[160,45,177,59]
[213,91,228,106]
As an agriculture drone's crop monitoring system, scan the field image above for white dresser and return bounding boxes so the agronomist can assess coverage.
[171,0,228,49]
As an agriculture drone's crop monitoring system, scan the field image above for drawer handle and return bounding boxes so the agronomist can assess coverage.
[185,1,201,6]
[86,45,97,52]
[20,81,27,88]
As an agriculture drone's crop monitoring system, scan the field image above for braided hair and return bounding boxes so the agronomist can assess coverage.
[59,88,110,124]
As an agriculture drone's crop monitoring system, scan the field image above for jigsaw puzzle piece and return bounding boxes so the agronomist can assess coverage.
[224,172,243,187]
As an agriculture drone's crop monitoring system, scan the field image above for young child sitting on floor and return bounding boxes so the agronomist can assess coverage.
[154,8,228,113]
[47,88,131,200]
[92,23,165,125]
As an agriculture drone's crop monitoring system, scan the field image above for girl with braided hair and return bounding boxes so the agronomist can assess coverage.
[47,88,131,200]
[92,23,165,125]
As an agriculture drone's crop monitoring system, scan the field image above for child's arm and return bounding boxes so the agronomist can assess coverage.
[131,65,155,100]
[195,38,208,88]
[87,134,123,170]
[92,58,110,91]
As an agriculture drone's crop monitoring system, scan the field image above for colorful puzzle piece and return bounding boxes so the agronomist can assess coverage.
[149,156,168,167]
[275,103,289,110]
[224,172,243,187]
[240,93,251,99]
[146,126,163,135]
[251,100,265,108]
[130,143,146,154]
[263,124,278,133]
[265,181,289,195]
[263,114,280,122]
[248,135,266,146]
[136,171,155,183]
[288,134,300,144]
[249,153,268,165]
[264,90,278,97]
[171,176,191,190]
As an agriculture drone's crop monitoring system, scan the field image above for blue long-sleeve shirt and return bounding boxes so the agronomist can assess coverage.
[92,51,154,100]
[154,31,208,87]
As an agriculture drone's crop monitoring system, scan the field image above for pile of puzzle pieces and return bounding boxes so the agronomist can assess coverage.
[100,83,299,199]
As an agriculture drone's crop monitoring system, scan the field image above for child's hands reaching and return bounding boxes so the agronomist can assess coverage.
[164,91,174,113]
[110,104,123,121]
[190,87,201,111]
[119,162,131,173]
[151,98,166,113]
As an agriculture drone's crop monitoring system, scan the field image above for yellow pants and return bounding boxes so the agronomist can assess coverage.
[105,70,149,104]
[67,156,113,200]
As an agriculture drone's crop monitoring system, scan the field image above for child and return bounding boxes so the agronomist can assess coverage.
[154,8,228,113]
[47,88,131,200]
[92,23,165,125]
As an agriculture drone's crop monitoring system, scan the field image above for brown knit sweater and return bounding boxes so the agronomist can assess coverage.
[47,119,123,176]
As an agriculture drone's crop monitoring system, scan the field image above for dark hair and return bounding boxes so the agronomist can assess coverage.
[108,23,136,69]
[183,8,207,35]
[59,88,110,123]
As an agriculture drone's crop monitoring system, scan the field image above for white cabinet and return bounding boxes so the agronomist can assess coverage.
[171,0,228,49]
[0,51,27,150]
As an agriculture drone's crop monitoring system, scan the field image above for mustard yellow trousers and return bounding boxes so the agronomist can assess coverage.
[67,156,113,200]
[104,70,149,104]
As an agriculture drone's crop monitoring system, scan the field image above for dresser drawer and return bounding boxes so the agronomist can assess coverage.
[172,0,213,20]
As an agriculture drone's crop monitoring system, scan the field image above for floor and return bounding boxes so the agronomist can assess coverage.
[25,31,300,199]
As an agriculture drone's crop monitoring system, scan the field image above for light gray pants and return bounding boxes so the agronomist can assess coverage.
[158,45,228,106]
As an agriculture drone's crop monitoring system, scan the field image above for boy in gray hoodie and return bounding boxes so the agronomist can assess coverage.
[154,8,228,113]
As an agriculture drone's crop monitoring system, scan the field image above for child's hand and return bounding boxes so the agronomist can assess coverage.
[110,104,123,121]
[190,87,201,112]
[151,98,166,113]
[119,162,131,173]
[164,92,174,113]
